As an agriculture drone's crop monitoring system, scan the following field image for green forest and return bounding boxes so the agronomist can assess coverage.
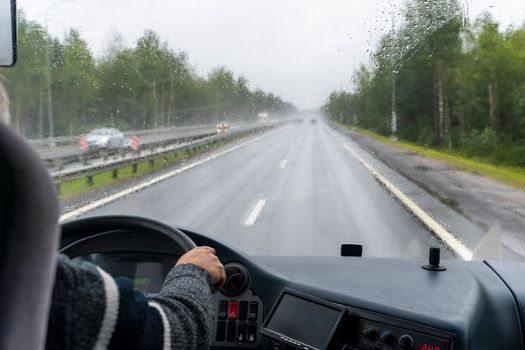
[323,0,525,167]
[2,14,295,139]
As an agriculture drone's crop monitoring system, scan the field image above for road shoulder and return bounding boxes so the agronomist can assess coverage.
[329,122,525,260]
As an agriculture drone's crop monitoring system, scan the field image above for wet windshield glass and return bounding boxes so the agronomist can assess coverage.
[3,0,525,259]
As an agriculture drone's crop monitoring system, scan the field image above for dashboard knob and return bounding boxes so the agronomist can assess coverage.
[271,341,285,350]
[399,334,414,349]
[422,247,446,271]
[361,327,379,341]
[380,330,395,345]
[220,263,250,297]
[223,272,242,290]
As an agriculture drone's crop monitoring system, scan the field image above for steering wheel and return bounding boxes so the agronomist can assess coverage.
[59,215,196,257]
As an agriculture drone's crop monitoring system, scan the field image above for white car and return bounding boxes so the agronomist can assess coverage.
[86,128,125,150]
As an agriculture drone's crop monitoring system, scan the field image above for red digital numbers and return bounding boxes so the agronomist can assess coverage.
[420,345,441,350]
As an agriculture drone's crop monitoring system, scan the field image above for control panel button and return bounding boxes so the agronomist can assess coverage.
[359,319,450,350]
[228,301,239,320]
[380,330,396,345]
[239,301,248,321]
[216,321,226,342]
[218,301,228,320]
[399,334,414,349]
[247,323,257,343]
[237,323,247,342]
[248,301,259,321]
[211,293,262,347]
[226,321,237,342]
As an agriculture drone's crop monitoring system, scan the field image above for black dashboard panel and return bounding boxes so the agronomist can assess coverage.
[253,256,522,350]
[58,219,525,350]
[183,228,524,350]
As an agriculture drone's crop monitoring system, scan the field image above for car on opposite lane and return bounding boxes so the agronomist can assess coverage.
[85,128,125,150]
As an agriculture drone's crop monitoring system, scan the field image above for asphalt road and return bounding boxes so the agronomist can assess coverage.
[80,119,452,258]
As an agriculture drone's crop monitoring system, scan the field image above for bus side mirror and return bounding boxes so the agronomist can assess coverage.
[0,0,16,67]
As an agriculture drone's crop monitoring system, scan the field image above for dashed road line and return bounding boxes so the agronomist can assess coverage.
[342,142,474,261]
[279,159,288,169]
[244,199,266,226]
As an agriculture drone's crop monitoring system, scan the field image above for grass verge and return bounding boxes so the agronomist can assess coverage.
[58,138,230,201]
[338,123,525,190]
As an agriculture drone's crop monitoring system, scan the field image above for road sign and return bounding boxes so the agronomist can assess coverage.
[79,135,88,153]
[131,135,140,151]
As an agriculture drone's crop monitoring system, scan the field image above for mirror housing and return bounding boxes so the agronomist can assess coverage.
[0,0,16,67]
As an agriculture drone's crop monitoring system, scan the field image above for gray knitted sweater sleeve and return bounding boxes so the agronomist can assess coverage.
[149,263,215,349]
[46,254,214,350]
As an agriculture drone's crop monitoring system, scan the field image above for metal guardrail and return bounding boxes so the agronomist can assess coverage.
[45,129,217,171]
[29,123,221,148]
[28,136,74,147]
[51,123,279,185]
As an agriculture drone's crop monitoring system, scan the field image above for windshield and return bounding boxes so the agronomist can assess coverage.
[3,0,525,260]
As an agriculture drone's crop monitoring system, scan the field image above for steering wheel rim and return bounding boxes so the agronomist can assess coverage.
[59,215,196,254]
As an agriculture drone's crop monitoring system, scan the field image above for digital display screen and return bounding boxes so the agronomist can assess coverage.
[74,253,178,294]
[264,292,344,350]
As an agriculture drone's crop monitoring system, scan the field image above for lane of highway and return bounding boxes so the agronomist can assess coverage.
[36,122,251,160]
[78,120,452,258]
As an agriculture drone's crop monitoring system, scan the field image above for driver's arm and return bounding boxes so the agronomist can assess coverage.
[46,247,226,350]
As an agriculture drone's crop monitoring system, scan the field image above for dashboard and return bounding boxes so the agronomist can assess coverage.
[74,252,178,294]
[60,219,525,350]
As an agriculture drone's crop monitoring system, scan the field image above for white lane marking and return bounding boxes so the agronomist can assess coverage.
[342,142,474,261]
[59,134,268,222]
[244,199,266,226]
[279,159,288,169]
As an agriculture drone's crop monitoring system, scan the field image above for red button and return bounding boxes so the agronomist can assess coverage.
[228,301,239,320]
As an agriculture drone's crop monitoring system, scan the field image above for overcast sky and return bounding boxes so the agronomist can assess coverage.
[17,0,525,109]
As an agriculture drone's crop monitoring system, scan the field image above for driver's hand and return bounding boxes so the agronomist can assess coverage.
[177,246,226,292]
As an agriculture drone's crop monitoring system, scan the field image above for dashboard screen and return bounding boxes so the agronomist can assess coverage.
[74,252,179,294]
[263,292,344,350]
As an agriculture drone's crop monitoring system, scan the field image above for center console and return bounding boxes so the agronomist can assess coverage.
[211,289,264,347]
[260,289,455,350]
[211,262,265,348]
